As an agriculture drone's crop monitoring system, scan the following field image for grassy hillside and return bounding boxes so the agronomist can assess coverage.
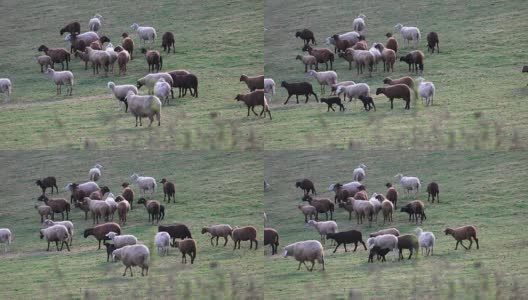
[263,151,527,298]
[0,151,263,299]
[0,0,264,150]
[264,0,528,150]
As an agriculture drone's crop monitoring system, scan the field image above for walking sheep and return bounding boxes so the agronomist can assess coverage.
[321,97,345,112]
[0,228,12,253]
[295,179,316,195]
[264,228,280,255]
[44,68,73,96]
[37,45,70,70]
[40,225,70,252]
[88,14,102,32]
[283,240,325,272]
[232,226,258,250]
[336,83,370,104]
[296,54,318,72]
[202,224,233,247]
[124,91,162,127]
[326,230,367,253]
[306,70,337,95]
[352,164,367,182]
[264,78,276,102]
[173,239,197,264]
[235,89,271,120]
[155,231,170,256]
[444,225,479,250]
[88,164,102,181]
[397,234,419,260]
[417,77,436,106]
[36,176,58,195]
[159,224,192,247]
[60,21,80,36]
[385,183,398,208]
[415,227,435,256]
[35,204,53,223]
[43,219,74,246]
[281,81,318,104]
[352,14,366,33]
[302,45,334,70]
[298,204,317,223]
[112,244,150,276]
[426,32,439,54]
[295,29,316,45]
[306,220,337,244]
[367,234,399,262]
[240,74,264,91]
[376,85,412,110]
[302,195,334,220]
[107,82,138,112]
[105,231,137,248]
[84,222,121,249]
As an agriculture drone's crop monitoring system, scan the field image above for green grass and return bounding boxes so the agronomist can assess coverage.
[0,151,263,299]
[0,0,264,150]
[263,151,527,299]
[264,0,528,150]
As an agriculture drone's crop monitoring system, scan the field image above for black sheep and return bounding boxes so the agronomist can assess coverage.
[295,179,316,195]
[326,230,367,253]
[426,32,439,54]
[320,97,345,112]
[426,182,440,203]
[295,29,316,45]
[36,176,58,194]
[104,242,116,262]
[158,224,192,247]
[281,81,318,105]
[368,246,390,263]
[358,95,376,111]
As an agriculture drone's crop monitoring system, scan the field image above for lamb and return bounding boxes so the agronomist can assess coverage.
[417,77,436,106]
[37,195,70,220]
[376,85,412,110]
[302,45,334,70]
[117,199,130,225]
[84,47,110,75]
[105,231,137,249]
[35,204,53,223]
[159,224,192,247]
[82,197,111,224]
[445,225,479,250]
[306,70,337,95]
[400,50,425,74]
[415,227,435,256]
[64,32,100,53]
[104,242,116,262]
[121,33,135,59]
[60,21,80,35]
[385,183,398,208]
[137,73,174,95]
[232,226,258,250]
[283,240,325,272]
[400,200,426,224]
[239,74,264,91]
[395,173,421,197]
[36,55,53,73]
[112,244,150,276]
[131,23,157,45]
[159,178,175,202]
[202,224,233,247]
[107,82,138,112]
[426,32,439,54]
[137,198,161,223]
[369,228,400,237]
[353,164,367,182]
[397,234,419,260]
[155,231,170,256]
[0,228,12,253]
[42,219,74,246]
[295,179,316,195]
[352,14,366,33]
[426,182,440,203]
[281,81,318,104]
[170,73,198,98]
[173,239,197,264]
[121,183,135,209]
[235,89,272,120]
[306,220,337,244]
[40,225,70,252]
[37,45,70,70]
[296,54,317,72]
[302,195,334,220]
[336,83,370,104]
[88,14,102,32]
[368,246,391,263]
[381,199,394,224]
[36,176,58,195]
[295,29,316,45]
[124,91,162,127]
[366,234,399,262]
[395,23,421,48]
[154,78,172,105]
[373,43,396,72]
[326,230,366,253]
[84,222,121,249]
[320,97,345,112]
[264,228,280,255]
[161,32,175,53]
[298,204,317,223]
[357,95,376,111]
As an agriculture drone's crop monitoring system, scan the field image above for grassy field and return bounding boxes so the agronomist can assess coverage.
[0,0,264,150]
[264,0,528,150]
[263,151,528,299]
[0,151,263,299]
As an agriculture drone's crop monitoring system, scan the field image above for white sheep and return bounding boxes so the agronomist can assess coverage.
[124,92,162,127]
[306,70,337,95]
[36,55,53,73]
[42,219,74,246]
[89,14,102,32]
[130,173,157,195]
[368,193,382,222]
[131,23,157,45]
[105,43,118,72]
[104,192,118,220]
[415,227,435,256]
[367,234,399,262]
[395,23,421,48]
[137,73,173,95]
[84,47,110,75]
[306,220,337,244]
[328,180,362,193]
[44,68,73,96]
[325,31,360,47]
[64,31,100,48]
[0,78,12,103]
[369,45,382,71]
[336,83,370,105]
[154,78,172,105]
[417,77,436,106]
[65,181,99,195]
[0,228,12,252]
[112,244,150,277]
[107,81,138,111]
[264,78,276,102]
[155,231,170,256]
[331,81,355,95]
[395,173,421,198]
[106,231,137,248]
[40,224,70,251]
[352,14,366,33]
[88,164,103,181]
[352,163,367,182]
[283,240,325,272]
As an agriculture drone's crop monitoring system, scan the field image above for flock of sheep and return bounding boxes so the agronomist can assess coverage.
[266,164,480,272]
[0,163,261,277]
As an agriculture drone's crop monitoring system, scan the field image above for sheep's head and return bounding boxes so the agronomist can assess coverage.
[131,23,139,30]
[100,36,110,44]
[100,186,110,195]
[201,227,208,234]
[358,35,366,41]
[35,179,42,186]
[301,194,312,202]
[295,181,302,188]
[239,74,247,82]
[295,55,302,60]
[320,98,328,103]
[280,81,288,88]
[39,230,44,239]
[385,183,393,188]
[114,46,124,52]
[121,182,130,188]
[375,88,384,95]
[137,198,147,205]
[44,68,54,75]
[121,32,129,38]
[400,205,410,213]
[331,34,339,40]
[136,81,143,89]
[105,232,118,239]
[37,195,48,202]
[295,31,301,38]
[112,249,122,262]
[358,185,366,191]
[443,228,452,235]
[234,94,243,102]
[394,24,403,30]
[160,178,167,184]
[385,32,393,38]
[301,44,311,52]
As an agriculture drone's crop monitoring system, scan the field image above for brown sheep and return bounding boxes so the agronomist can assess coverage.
[381,199,394,224]
[400,200,426,224]
[60,21,80,36]
[295,179,316,195]
[426,32,439,54]
[354,186,368,200]
[121,183,134,209]
[235,89,271,120]
[374,43,396,72]
[89,186,110,200]
[427,182,440,203]
[264,228,279,255]
[239,74,264,91]
[232,226,258,250]
[36,176,58,195]
[352,39,368,50]
[302,45,334,70]
[331,34,352,53]
[295,29,316,45]
[37,195,70,220]
[385,36,398,56]
[137,198,161,223]
[74,50,90,70]
[400,50,424,74]
[141,48,162,72]
[89,36,110,50]
[121,33,135,60]
[397,234,419,260]
[298,204,317,223]
[160,178,175,203]
[37,45,70,70]
[376,84,412,110]
[385,183,398,208]
[173,239,196,264]
[83,222,121,249]
[444,226,479,250]
[170,73,198,98]
[116,49,131,75]
[117,199,130,225]
[302,195,334,220]
[161,32,175,53]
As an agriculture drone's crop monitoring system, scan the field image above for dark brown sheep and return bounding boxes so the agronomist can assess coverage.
[295,29,316,45]
[302,45,334,70]
[60,21,80,35]
[89,36,110,50]
[141,48,162,72]
[38,195,70,220]
[331,34,352,53]
[376,84,412,110]
[400,200,426,224]
[137,198,161,223]
[89,186,110,200]
[385,37,398,55]
[444,225,479,250]
[320,97,345,112]
[368,246,391,263]
[426,182,440,203]
[240,74,264,91]
[397,234,419,260]
[295,179,316,195]
[121,33,135,60]
[121,183,134,210]
[37,45,70,70]
[326,230,366,253]
[159,224,193,247]
[161,32,175,53]
[264,228,279,255]
[281,81,318,104]
[173,239,196,264]
[160,178,175,203]
[385,183,398,208]
[426,32,439,54]
[116,49,130,75]
[400,50,424,74]
[104,242,117,262]
[36,176,58,195]
[232,226,258,250]
[170,73,198,98]
[83,222,121,249]
[302,195,334,220]
[235,89,272,120]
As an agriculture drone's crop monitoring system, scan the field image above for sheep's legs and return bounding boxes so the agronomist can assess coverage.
[223,236,228,246]
[210,236,215,246]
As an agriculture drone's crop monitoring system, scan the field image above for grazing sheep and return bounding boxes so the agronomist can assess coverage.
[281,81,318,105]
[37,45,70,70]
[352,14,366,33]
[105,231,137,249]
[0,228,12,253]
[141,48,162,72]
[124,91,162,127]
[321,97,345,112]
[65,32,100,53]
[306,220,337,244]
[112,244,150,276]
[296,54,318,72]
[381,199,394,224]
[369,228,400,237]
[137,198,161,223]
[444,226,479,250]
[426,182,440,203]
[283,240,324,271]
[84,47,110,75]
[400,200,426,224]
[302,45,334,70]
[161,32,175,53]
[302,195,334,220]
[368,246,391,263]
[121,33,135,59]
[295,29,316,45]
[88,164,102,181]
[202,224,233,247]
[366,234,399,262]
[336,83,370,104]
[373,43,396,72]
[84,222,121,249]
[264,228,280,255]
[330,81,355,95]
[397,234,419,260]
[417,77,436,106]
[117,199,130,225]
[44,68,73,96]
[137,72,174,95]
[235,89,271,120]
[40,225,70,252]
[115,48,130,76]
[173,239,197,264]
[154,78,172,105]
[88,14,102,32]
[121,183,135,209]
[383,76,417,100]
[326,230,366,253]
[306,70,337,95]
[298,204,317,223]
[36,55,53,73]
[82,197,111,224]
[131,23,157,45]
[159,224,192,247]
[395,23,421,48]
[415,227,435,256]
[400,50,425,74]
[60,21,80,35]
[295,179,316,195]
[264,78,275,102]
[395,173,421,197]
[353,164,367,182]
[376,85,412,110]
[155,231,171,256]
[38,195,70,220]
[358,95,376,111]
[66,181,100,203]
[36,176,58,195]
[43,219,74,246]
[232,226,258,250]
[107,82,138,112]
[240,74,264,91]
[426,32,439,54]
[35,204,53,223]
[385,183,398,208]
[159,178,175,202]
[170,73,198,98]
[104,242,116,262]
